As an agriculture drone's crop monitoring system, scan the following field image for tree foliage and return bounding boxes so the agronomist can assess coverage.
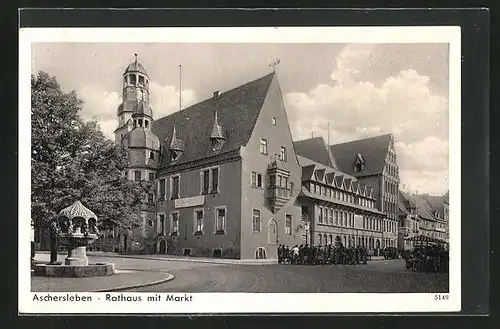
[31,71,149,230]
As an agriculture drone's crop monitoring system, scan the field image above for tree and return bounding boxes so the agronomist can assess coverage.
[31,71,148,232]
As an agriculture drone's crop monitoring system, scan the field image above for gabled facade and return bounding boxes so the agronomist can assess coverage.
[330,133,400,249]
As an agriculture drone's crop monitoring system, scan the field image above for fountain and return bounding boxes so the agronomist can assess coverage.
[33,201,115,277]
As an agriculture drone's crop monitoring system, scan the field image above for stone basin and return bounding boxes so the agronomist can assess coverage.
[33,262,115,277]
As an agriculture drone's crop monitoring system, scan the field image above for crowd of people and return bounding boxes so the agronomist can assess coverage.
[404,245,449,272]
[277,243,370,265]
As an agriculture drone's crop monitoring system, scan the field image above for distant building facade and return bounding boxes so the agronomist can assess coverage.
[398,191,448,249]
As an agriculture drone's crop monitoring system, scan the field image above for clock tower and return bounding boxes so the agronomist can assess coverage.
[114,54,152,144]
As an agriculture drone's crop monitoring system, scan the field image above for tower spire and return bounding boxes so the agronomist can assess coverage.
[134,53,138,63]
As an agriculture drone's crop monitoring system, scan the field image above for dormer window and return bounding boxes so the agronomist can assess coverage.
[210,111,226,152]
[168,126,185,163]
[272,117,277,126]
[353,153,365,173]
[212,139,223,151]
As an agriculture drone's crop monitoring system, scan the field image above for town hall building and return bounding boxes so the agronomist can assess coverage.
[108,56,396,259]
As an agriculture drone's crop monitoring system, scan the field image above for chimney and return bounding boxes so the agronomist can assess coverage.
[213,91,220,98]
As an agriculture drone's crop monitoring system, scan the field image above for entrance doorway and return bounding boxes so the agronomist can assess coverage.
[159,239,167,254]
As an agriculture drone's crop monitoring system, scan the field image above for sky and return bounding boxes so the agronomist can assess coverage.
[31,42,450,195]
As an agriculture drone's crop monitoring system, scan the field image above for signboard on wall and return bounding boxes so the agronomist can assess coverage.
[174,195,205,209]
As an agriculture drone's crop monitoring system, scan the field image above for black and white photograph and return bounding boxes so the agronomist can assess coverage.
[19,26,461,313]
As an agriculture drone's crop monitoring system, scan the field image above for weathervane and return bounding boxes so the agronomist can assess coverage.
[269,58,281,72]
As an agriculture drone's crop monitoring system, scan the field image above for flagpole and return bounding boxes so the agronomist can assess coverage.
[179,65,182,111]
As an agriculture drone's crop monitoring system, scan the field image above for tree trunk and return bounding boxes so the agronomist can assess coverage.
[50,231,58,263]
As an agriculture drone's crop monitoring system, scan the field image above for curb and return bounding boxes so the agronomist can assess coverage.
[91,272,175,292]
[37,251,277,266]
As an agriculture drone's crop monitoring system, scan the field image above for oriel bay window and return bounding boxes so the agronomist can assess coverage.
[267,163,291,213]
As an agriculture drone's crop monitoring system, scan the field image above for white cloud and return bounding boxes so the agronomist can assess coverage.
[77,82,197,140]
[285,44,449,194]
[149,82,197,118]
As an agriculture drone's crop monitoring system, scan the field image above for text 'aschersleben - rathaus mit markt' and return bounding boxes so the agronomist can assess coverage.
[110,56,403,260]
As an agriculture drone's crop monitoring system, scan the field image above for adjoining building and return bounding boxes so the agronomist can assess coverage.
[293,137,392,255]
[398,191,448,249]
[329,134,400,249]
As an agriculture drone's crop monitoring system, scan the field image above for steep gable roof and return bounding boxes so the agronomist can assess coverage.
[293,137,339,169]
[420,194,445,218]
[400,191,435,221]
[152,73,275,169]
[329,134,392,176]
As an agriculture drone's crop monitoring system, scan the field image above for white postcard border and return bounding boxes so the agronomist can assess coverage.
[19,26,461,314]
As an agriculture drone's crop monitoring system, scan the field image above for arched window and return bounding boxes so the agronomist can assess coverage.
[255,247,266,259]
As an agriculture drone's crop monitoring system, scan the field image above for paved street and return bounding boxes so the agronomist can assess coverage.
[32,254,448,293]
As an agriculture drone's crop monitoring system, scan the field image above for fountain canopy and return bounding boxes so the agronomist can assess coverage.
[57,201,99,236]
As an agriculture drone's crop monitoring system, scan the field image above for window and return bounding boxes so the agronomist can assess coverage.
[252,172,263,188]
[194,210,204,235]
[149,172,155,181]
[344,212,348,226]
[335,210,339,225]
[290,182,294,196]
[148,220,153,227]
[272,117,277,126]
[138,119,143,127]
[270,174,276,187]
[159,214,165,234]
[134,170,141,182]
[159,178,166,200]
[319,234,323,245]
[252,209,261,233]
[329,209,334,224]
[139,75,145,85]
[202,170,210,195]
[211,167,219,193]
[145,120,149,129]
[285,214,292,235]
[149,151,154,160]
[318,207,323,223]
[215,208,226,234]
[171,176,180,200]
[279,146,287,162]
[129,74,136,85]
[255,247,266,259]
[260,138,268,155]
[148,193,154,204]
[171,212,179,236]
